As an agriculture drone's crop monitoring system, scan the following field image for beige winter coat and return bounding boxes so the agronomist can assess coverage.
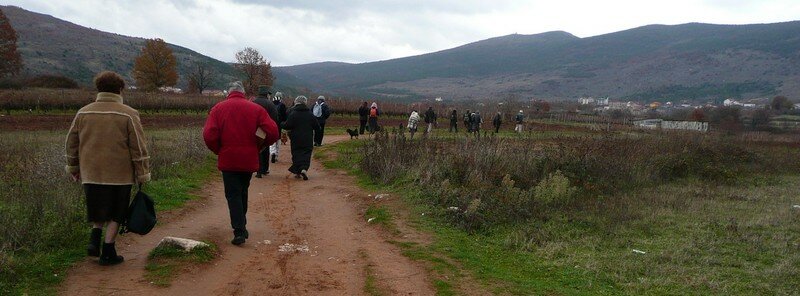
[65,92,151,185]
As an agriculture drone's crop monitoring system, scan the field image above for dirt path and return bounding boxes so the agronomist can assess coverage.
[59,135,433,295]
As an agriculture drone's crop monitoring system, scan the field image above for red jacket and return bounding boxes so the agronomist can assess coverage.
[203,91,279,172]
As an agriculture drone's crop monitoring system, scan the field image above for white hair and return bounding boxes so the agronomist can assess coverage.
[317,95,325,102]
[295,95,308,105]
[227,81,245,94]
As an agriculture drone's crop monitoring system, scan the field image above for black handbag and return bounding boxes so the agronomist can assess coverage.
[120,185,157,235]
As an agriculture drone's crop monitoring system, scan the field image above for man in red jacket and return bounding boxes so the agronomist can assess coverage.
[203,81,279,245]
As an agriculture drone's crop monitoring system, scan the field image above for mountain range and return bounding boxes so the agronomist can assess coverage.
[4,5,800,102]
[279,22,800,102]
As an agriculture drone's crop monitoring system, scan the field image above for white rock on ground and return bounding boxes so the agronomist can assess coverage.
[374,194,389,200]
[157,237,210,251]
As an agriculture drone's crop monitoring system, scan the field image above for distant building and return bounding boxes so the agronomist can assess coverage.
[596,97,609,106]
[633,119,708,132]
[579,97,595,105]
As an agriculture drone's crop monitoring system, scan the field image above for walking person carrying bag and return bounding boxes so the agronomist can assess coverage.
[65,71,152,266]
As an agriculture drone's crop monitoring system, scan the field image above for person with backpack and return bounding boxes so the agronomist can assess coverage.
[358,101,369,134]
[203,81,279,246]
[312,96,332,146]
[368,102,380,133]
[492,111,502,133]
[252,86,279,178]
[270,91,288,164]
[407,110,421,139]
[65,71,151,265]
[515,110,525,133]
[448,109,458,132]
[423,106,437,134]
[463,109,472,133]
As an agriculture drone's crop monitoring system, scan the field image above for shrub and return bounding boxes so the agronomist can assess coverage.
[357,130,800,231]
[25,75,80,89]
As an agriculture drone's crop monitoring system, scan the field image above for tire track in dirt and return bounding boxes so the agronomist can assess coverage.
[59,135,434,295]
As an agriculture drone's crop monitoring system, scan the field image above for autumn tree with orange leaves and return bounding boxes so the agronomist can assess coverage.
[0,8,23,78]
[234,47,273,95]
[133,38,178,91]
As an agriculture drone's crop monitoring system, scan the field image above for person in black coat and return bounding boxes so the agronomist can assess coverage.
[270,92,288,163]
[448,109,458,133]
[492,112,502,133]
[423,107,437,134]
[312,96,332,146]
[282,95,321,180]
[252,86,279,178]
[358,101,369,134]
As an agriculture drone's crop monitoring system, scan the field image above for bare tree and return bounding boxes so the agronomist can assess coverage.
[186,61,215,94]
[234,47,274,95]
[0,8,22,78]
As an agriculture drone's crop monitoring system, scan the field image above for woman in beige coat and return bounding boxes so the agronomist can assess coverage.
[65,71,151,265]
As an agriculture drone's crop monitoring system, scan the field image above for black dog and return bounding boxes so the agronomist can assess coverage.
[346,128,359,139]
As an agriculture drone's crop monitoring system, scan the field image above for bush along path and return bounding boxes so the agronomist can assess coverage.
[58,135,433,295]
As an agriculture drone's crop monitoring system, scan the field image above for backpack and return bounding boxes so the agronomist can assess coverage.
[370,108,378,118]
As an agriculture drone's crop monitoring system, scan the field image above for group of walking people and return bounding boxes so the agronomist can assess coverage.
[66,71,338,265]
[358,102,530,139]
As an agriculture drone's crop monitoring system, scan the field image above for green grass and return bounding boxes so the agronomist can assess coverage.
[358,249,386,296]
[144,242,217,287]
[145,156,217,212]
[319,135,800,295]
[0,128,217,295]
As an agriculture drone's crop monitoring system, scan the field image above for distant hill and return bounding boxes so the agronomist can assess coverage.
[2,5,306,93]
[279,22,800,101]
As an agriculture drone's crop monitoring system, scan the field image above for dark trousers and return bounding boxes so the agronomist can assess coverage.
[359,119,367,134]
[258,148,270,174]
[449,121,458,132]
[494,125,500,133]
[368,117,379,133]
[315,120,326,145]
[222,172,252,235]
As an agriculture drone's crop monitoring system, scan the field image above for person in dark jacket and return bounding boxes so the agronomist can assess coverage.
[312,96,331,146]
[463,109,472,133]
[252,86,279,178]
[471,111,483,134]
[203,81,279,245]
[448,109,458,132]
[270,91,288,163]
[282,96,321,180]
[514,110,525,133]
[358,101,369,134]
[423,107,437,134]
[492,112,502,133]
[368,102,380,134]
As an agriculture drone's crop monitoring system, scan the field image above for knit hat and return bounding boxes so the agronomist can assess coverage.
[274,92,283,100]
[257,85,271,96]
[295,95,308,105]
[317,95,325,102]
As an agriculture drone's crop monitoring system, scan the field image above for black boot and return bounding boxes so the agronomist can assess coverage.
[99,242,124,266]
[271,154,277,163]
[87,228,101,257]
[231,229,246,246]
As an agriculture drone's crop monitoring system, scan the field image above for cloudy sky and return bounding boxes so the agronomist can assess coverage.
[4,0,799,66]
